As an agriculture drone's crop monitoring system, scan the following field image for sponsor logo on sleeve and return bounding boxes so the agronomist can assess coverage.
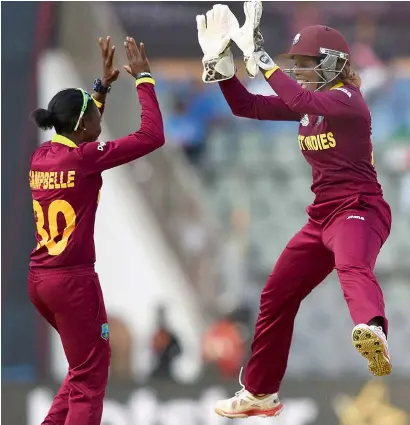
[97,142,106,151]
[335,87,352,98]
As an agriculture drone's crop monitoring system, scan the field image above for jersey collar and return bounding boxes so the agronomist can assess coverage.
[330,82,344,90]
[51,134,78,148]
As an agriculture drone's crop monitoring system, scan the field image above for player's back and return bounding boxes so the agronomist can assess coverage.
[29,81,165,269]
[30,138,101,269]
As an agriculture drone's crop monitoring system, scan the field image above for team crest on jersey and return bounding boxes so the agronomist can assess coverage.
[300,114,309,126]
[101,323,110,340]
[293,33,301,45]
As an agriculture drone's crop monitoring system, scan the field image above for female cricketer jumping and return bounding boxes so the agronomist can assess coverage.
[28,36,164,425]
[197,2,392,419]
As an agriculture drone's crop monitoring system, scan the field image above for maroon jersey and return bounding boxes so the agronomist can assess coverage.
[29,83,164,269]
[219,71,384,219]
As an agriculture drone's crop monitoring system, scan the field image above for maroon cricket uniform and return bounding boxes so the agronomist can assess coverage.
[28,81,164,425]
[219,70,391,394]
[30,83,164,269]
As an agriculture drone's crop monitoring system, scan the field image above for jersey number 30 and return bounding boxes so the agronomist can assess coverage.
[33,200,76,256]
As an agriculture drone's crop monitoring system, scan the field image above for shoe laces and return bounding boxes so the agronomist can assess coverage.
[370,325,387,341]
[369,325,389,355]
[234,367,247,398]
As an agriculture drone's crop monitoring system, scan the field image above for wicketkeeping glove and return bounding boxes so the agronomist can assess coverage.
[197,4,239,83]
[231,1,277,78]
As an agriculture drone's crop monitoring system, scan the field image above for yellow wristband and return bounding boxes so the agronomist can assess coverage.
[91,94,103,109]
[264,66,279,79]
[136,77,155,87]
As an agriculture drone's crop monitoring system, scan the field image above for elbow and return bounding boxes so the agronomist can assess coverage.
[230,104,251,118]
[230,95,261,118]
[137,127,165,150]
[157,134,166,148]
[153,130,165,149]
[149,120,166,148]
[231,108,246,118]
[224,98,252,117]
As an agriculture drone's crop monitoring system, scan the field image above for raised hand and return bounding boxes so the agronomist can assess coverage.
[123,37,151,78]
[196,4,238,83]
[229,1,263,78]
[99,36,120,86]
[231,1,277,77]
[231,1,263,56]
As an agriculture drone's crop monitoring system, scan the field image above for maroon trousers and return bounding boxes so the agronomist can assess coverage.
[28,266,110,425]
[244,197,391,394]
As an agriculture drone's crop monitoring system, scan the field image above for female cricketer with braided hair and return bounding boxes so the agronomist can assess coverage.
[28,36,164,425]
[197,2,392,419]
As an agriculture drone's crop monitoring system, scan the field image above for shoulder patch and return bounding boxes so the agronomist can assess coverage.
[97,141,106,151]
[335,87,352,98]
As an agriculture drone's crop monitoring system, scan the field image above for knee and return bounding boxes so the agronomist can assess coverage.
[260,276,299,313]
[71,344,110,394]
[336,265,383,302]
[336,264,376,280]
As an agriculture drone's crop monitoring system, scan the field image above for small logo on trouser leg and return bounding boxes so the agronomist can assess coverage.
[101,323,110,340]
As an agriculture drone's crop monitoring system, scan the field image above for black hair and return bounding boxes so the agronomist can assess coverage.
[30,88,93,133]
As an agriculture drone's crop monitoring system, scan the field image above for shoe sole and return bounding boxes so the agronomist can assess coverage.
[352,325,392,376]
[215,404,284,419]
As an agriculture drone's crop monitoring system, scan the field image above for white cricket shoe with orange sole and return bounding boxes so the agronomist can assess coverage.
[352,324,392,376]
[214,387,283,418]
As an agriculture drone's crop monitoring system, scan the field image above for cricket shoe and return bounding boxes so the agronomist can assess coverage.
[352,323,392,376]
[214,369,283,418]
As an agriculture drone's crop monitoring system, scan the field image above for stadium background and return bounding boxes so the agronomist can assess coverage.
[2,2,410,424]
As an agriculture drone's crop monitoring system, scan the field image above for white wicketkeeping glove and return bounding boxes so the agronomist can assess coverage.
[197,4,239,83]
[231,1,277,78]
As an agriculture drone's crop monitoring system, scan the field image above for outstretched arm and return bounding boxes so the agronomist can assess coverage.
[265,68,362,117]
[205,3,299,122]
[228,2,364,119]
[81,38,165,173]
[219,75,300,121]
